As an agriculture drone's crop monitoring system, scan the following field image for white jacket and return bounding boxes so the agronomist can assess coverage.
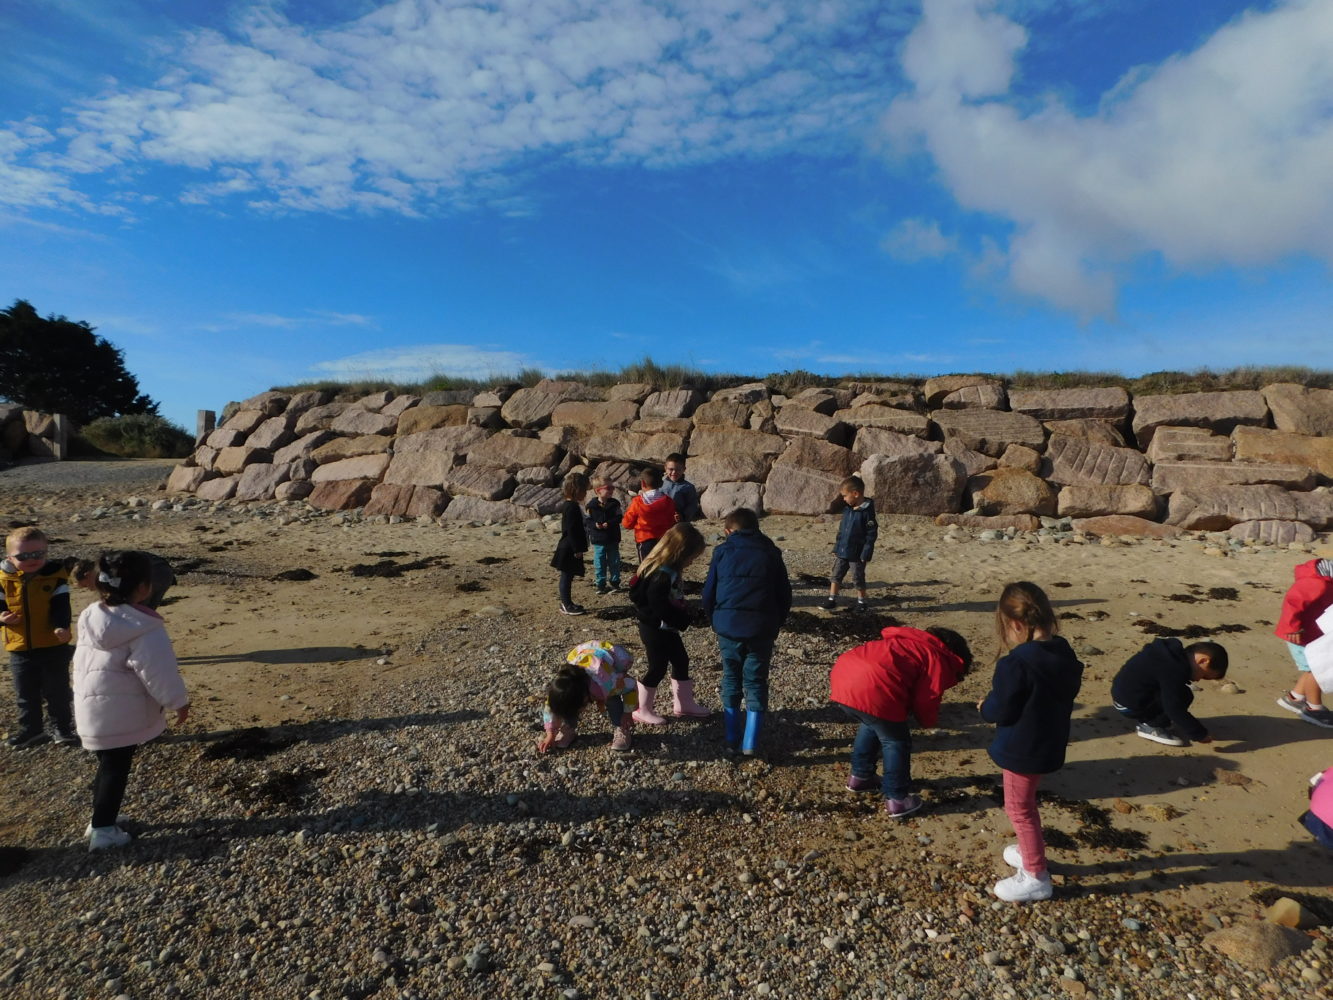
[74,602,188,751]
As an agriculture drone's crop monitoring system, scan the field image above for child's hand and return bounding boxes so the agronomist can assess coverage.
[0,610,21,626]
[174,704,190,725]
[536,732,555,753]
[975,699,985,711]
[1283,631,1303,643]
[53,627,71,643]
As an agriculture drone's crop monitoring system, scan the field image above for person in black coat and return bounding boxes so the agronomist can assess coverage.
[551,473,589,616]
[1111,638,1227,746]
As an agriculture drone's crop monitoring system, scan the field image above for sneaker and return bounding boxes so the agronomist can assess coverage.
[88,826,132,852]
[846,774,877,793]
[559,602,586,616]
[823,596,837,610]
[6,731,50,750]
[884,794,923,819]
[993,868,1053,903]
[1277,692,1308,715]
[553,724,576,749]
[610,582,622,592]
[83,815,129,837]
[610,728,632,752]
[1003,843,1024,869]
[856,598,868,610]
[1300,705,1333,729]
[53,730,80,747]
[595,585,610,595]
[1135,723,1188,747]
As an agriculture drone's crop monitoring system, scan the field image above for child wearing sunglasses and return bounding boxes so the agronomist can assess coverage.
[1,527,76,749]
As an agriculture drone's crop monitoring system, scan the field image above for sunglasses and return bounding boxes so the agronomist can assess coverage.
[10,549,47,562]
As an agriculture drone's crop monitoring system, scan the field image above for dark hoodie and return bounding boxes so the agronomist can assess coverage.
[980,636,1083,774]
[1111,637,1208,741]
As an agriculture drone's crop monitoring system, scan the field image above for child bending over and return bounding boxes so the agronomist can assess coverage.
[1112,638,1227,746]
[538,641,638,753]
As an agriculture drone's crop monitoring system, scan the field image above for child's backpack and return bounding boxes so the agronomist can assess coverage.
[626,573,647,611]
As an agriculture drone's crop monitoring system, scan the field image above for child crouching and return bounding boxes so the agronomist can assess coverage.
[538,640,638,753]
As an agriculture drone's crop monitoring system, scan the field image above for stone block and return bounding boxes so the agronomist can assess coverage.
[405,486,449,518]
[274,480,313,501]
[762,465,843,515]
[381,394,419,419]
[468,406,503,429]
[194,446,219,471]
[835,405,931,438]
[510,483,565,515]
[238,390,291,416]
[967,468,1057,516]
[640,389,705,420]
[1057,484,1158,519]
[606,382,656,403]
[311,453,391,483]
[689,428,786,459]
[1229,520,1316,545]
[355,390,395,413]
[1233,426,1333,479]
[1009,387,1130,421]
[1070,515,1183,538]
[1151,461,1315,494]
[999,444,1042,473]
[195,476,239,502]
[311,434,391,464]
[284,389,331,415]
[774,406,848,443]
[590,461,640,491]
[849,389,921,411]
[329,408,398,437]
[383,451,453,487]
[471,389,509,408]
[516,466,554,485]
[363,483,413,517]
[469,431,564,470]
[233,462,293,502]
[166,465,209,493]
[214,446,272,476]
[692,400,752,427]
[942,437,995,478]
[1043,434,1150,486]
[1293,490,1333,530]
[444,465,517,501]
[686,453,773,485]
[713,383,770,405]
[1043,418,1127,448]
[701,481,764,519]
[932,408,1045,457]
[396,404,469,436]
[774,437,859,477]
[1166,484,1299,530]
[934,513,1039,531]
[922,375,1003,409]
[205,427,246,449]
[940,383,1006,410]
[220,408,267,435]
[1262,383,1333,436]
[272,430,337,464]
[247,415,296,452]
[1146,426,1233,464]
[785,387,849,414]
[393,425,489,457]
[419,389,475,406]
[307,479,375,511]
[551,400,639,429]
[294,402,349,435]
[853,427,941,460]
[1131,390,1269,448]
[438,495,528,524]
[860,453,967,516]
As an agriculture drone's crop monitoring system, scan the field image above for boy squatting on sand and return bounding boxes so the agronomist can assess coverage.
[1111,638,1228,746]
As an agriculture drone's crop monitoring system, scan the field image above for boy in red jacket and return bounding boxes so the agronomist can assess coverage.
[1276,558,1333,728]
[829,626,971,818]
[622,467,679,562]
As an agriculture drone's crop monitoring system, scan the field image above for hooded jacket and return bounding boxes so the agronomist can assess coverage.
[700,529,792,640]
[73,601,188,751]
[1,558,72,651]
[1275,559,1333,644]
[622,491,678,544]
[1111,637,1208,741]
[834,499,877,563]
[980,636,1082,774]
[830,627,966,728]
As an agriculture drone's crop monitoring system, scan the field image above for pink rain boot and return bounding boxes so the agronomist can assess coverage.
[632,683,667,725]
[671,678,711,718]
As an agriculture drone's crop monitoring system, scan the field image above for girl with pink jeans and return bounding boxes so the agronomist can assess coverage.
[978,582,1083,903]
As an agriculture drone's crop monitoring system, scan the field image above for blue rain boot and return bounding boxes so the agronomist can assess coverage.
[723,707,743,748]
[741,710,765,756]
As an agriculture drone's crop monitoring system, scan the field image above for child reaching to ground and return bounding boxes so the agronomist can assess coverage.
[537,640,637,753]
[628,523,709,724]
[1275,558,1333,729]
[551,472,590,616]
[829,625,971,818]
[622,468,679,562]
[1111,639,1228,746]
[978,581,1082,903]
[825,476,877,610]
[584,478,624,595]
[73,550,190,851]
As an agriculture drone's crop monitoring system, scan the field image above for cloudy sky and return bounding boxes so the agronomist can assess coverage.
[2,0,1330,428]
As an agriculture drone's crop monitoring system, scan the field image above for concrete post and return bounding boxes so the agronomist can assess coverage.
[51,414,69,460]
[197,409,216,444]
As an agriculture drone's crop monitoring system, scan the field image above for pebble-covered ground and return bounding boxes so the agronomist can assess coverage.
[0,459,1330,999]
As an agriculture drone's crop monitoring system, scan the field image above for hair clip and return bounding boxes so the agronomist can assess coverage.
[98,572,122,588]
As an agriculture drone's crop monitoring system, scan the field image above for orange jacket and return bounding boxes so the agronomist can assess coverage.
[622,491,677,545]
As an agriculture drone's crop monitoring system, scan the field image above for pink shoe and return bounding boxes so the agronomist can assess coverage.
[610,727,633,752]
[671,678,711,718]
[632,683,667,725]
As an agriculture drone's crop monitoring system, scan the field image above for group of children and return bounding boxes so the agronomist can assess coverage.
[2,527,189,851]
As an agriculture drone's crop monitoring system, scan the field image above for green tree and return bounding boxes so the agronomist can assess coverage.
[0,299,158,424]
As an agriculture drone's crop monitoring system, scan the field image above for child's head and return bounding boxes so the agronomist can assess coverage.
[562,471,590,501]
[67,557,98,590]
[5,527,49,572]
[925,626,973,675]
[839,475,865,506]
[994,581,1057,649]
[664,453,687,482]
[639,522,706,576]
[95,550,155,606]
[1185,641,1228,680]
[724,507,759,533]
[640,467,663,490]
[591,476,616,499]
[546,664,592,724]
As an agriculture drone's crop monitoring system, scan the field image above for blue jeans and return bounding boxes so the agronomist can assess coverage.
[592,544,621,588]
[717,634,773,711]
[839,705,911,799]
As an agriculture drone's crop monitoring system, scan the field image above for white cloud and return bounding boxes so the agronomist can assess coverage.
[884,0,1333,318]
[1,0,903,214]
[311,344,542,382]
[881,217,958,261]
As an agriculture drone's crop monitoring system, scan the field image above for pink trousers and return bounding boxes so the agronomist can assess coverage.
[1003,770,1047,874]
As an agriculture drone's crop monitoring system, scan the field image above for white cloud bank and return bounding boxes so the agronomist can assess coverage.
[2,0,902,214]
[884,0,1333,318]
[310,344,541,382]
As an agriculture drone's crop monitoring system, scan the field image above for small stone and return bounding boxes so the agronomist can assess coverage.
[1122,918,1143,931]
[568,915,596,928]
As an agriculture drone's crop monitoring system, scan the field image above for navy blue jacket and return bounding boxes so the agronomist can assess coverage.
[701,529,792,640]
[834,499,877,562]
[1111,638,1207,741]
[662,478,702,521]
[584,496,623,545]
[980,636,1082,775]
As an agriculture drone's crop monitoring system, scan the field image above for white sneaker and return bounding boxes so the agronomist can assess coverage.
[1135,723,1188,746]
[1003,843,1024,869]
[993,868,1053,903]
[88,826,132,852]
[83,815,128,837]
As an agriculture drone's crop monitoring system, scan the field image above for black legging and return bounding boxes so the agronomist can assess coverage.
[92,745,137,828]
[636,621,690,687]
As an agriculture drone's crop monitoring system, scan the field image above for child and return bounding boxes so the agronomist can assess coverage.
[70,553,176,610]
[1111,638,1228,746]
[551,472,590,616]
[73,551,190,850]
[661,453,702,522]
[1,527,76,748]
[979,581,1082,903]
[830,625,972,817]
[622,467,679,562]
[1302,767,1333,850]
[825,476,877,610]
[701,507,791,754]
[628,523,708,725]
[1275,558,1333,728]
[537,640,637,753]
[584,478,624,595]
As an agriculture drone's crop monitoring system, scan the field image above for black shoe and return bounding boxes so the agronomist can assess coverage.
[559,602,586,616]
[53,730,81,747]
[7,731,51,750]
[596,585,611,595]
[823,596,837,610]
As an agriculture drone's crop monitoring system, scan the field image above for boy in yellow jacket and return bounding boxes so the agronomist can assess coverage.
[1,527,75,748]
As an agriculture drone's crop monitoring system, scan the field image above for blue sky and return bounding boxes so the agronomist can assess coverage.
[2,0,1330,430]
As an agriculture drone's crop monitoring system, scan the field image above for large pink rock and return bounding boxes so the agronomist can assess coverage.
[940,383,1006,410]
[363,483,413,517]
[307,479,375,511]
[931,409,1045,457]
[577,430,686,465]
[712,383,769,405]
[1146,426,1232,464]
[205,427,245,449]
[311,453,391,483]
[214,446,272,476]
[233,462,293,502]
[834,406,931,438]
[284,389,330,415]
[1043,434,1150,486]
[246,415,296,452]
[383,451,453,487]
[274,480,313,501]
[220,408,267,435]
[1131,390,1268,448]
[551,400,639,429]
[606,382,656,403]
[1166,484,1299,530]
[444,465,517,501]
[329,408,397,436]
[166,465,209,493]
[935,513,1039,531]
[1057,484,1158,519]
[762,465,843,515]
[195,476,239,502]
[438,495,527,523]
[1229,520,1316,545]
[628,417,692,436]
[942,438,995,478]
[1009,387,1130,421]
[354,390,395,413]
[1042,419,1127,448]
[640,389,705,420]
[1151,461,1315,494]
[923,375,1003,409]
[312,435,391,464]
[1262,383,1333,436]
[1071,516,1183,538]
[397,404,469,436]
[689,428,786,460]
[785,387,849,415]
[381,394,419,419]
[687,453,774,485]
[853,427,941,459]
[468,432,563,470]
[510,484,564,515]
[272,430,336,464]
[394,424,489,457]
[692,400,752,427]
[193,446,218,471]
[999,444,1042,473]
[294,402,350,434]
[774,437,859,477]
[701,481,764,519]
[405,486,449,518]
[238,390,291,416]
[967,468,1057,516]
[1294,491,1333,529]
[774,406,848,443]
[1233,426,1333,479]
[860,453,967,515]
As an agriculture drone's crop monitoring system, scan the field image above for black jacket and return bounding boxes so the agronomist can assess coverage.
[980,636,1083,774]
[550,500,588,575]
[630,567,692,631]
[1111,638,1207,740]
[584,496,623,545]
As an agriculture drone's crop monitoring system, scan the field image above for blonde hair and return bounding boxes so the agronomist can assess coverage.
[591,476,613,490]
[995,581,1057,650]
[638,522,705,577]
[562,472,590,501]
[5,526,47,551]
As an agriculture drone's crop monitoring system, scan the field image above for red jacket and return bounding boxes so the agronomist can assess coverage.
[622,491,677,545]
[829,626,965,727]
[1275,560,1333,644]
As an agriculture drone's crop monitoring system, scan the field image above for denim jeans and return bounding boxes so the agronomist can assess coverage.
[839,705,911,799]
[592,544,621,588]
[10,645,74,736]
[717,634,773,712]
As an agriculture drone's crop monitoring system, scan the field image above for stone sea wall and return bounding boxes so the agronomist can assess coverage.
[0,405,68,462]
[166,377,1333,539]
